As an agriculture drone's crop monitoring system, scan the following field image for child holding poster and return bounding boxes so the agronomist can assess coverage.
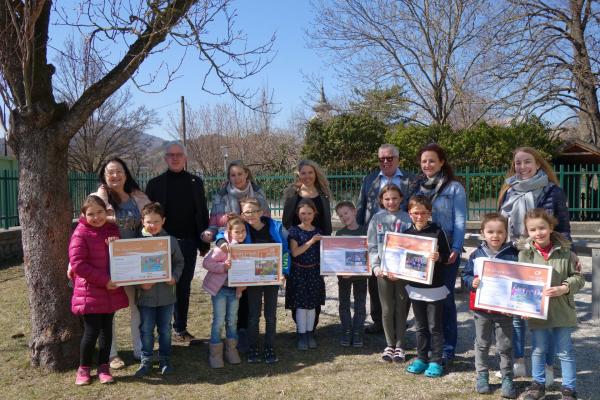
[403,195,451,379]
[367,184,411,363]
[69,195,128,385]
[286,198,325,351]
[461,213,518,398]
[518,209,584,400]
[335,201,368,348]
[202,215,247,368]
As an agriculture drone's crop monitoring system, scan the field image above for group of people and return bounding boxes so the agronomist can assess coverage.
[66,141,583,400]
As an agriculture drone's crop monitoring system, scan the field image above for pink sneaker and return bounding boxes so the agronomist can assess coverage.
[75,366,91,386]
[97,364,114,384]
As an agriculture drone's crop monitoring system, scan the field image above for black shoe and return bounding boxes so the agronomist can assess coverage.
[522,381,546,400]
[247,348,262,364]
[561,386,577,400]
[297,333,308,351]
[264,348,279,364]
[365,324,383,334]
[340,330,351,347]
[306,331,317,349]
[352,330,364,348]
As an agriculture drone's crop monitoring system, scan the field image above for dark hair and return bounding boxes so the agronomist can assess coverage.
[407,194,433,212]
[81,195,107,214]
[141,202,165,218]
[98,157,142,210]
[378,184,404,208]
[296,198,319,215]
[480,212,508,232]
[524,208,558,230]
[228,160,255,185]
[335,200,356,212]
[417,143,456,182]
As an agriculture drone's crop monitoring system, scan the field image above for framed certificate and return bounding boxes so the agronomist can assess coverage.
[474,258,552,319]
[381,232,436,284]
[109,237,171,286]
[228,243,283,286]
[320,236,370,276]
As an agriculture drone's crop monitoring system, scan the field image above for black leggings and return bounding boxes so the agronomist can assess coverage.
[80,313,114,366]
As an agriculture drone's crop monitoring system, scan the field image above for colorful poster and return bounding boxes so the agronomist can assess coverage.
[228,243,283,286]
[109,237,171,286]
[474,258,552,319]
[320,236,370,276]
[381,232,436,284]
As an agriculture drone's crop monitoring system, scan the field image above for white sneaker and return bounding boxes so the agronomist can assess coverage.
[495,370,503,379]
[545,364,554,388]
[513,359,527,377]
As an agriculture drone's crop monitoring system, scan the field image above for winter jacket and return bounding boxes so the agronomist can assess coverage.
[462,242,519,311]
[202,231,245,298]
[282,192,332,235]
[367,209,412,271]
[135,230,185,307]
[517,233,585,329]
[69,217,128,315]
[403,222,451,289]
[356,169,413,226]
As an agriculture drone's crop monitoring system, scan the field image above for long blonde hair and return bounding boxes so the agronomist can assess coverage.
[285,159,331,199]
[498,147,559,207]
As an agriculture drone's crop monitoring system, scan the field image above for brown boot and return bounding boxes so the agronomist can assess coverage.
[224,338,241,364]
[208,342,224,369]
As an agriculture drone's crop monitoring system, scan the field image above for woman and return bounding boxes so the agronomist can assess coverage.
[498,146,570,382]
[410,143,467,365]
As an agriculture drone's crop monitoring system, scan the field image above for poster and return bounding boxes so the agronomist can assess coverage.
[320,236,370,276]
[109,237,171,286]
[228,243,283,286]
[381,232,436,284]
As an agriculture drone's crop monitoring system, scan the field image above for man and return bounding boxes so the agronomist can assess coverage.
[356,144,413,334]
[146,141,209,342]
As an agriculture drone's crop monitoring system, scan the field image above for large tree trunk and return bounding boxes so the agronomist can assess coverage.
[10,107,81,370]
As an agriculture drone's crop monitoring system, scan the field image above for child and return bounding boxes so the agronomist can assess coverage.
[461,213,519,398]
[134,202,184,377]
[519,209,584,400]
[403,195,451,379]
[69,195,128,385]
[202,215,247,368]
[237,197,290,364]
[335,201,368,348]
[367,184,411,363]
[285,198,325,351]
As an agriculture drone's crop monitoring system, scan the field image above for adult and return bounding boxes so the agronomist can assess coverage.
[146,141,210,342]
[356,144,413,334]
[410,143,466,364]
[498,146,570,380]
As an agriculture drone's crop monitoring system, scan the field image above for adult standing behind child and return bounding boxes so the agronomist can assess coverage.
[134,203,184,378]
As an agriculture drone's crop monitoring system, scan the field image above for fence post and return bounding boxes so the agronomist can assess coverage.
[558,164,564,188]
[2,170,9,229]
[465,166,470,219]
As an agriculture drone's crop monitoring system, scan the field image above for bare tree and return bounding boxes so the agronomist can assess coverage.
[0,0,274,370]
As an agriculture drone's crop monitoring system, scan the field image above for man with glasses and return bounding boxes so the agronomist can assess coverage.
[146,141,210,343]
[356,144,413,334]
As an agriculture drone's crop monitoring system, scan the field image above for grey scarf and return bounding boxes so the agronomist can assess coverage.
[225,182,255,214]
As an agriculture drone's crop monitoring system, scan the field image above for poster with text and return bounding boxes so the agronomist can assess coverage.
[320,236,370,276]
[381,232,436,285]
[228,243,283,286]
[109,237,171,286]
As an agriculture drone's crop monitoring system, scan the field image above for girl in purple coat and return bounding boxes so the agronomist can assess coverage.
[69,195,128,386]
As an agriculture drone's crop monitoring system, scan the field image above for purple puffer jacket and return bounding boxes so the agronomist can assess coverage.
[69,217,128,315]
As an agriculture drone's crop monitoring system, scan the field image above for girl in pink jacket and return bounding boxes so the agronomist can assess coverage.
[202,216,247,368]
[69,195,128,386]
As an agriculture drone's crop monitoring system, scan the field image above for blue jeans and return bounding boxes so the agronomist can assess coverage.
[139,304,174,363]
[531,328,576,391]
[173,239,198,333]
[514,317,556,365]
[210,286,239,344]
[442,257,460,358]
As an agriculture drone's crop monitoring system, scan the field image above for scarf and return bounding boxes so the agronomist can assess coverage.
[226,181,255,214]
[415,171,448,203]
[500,170,548,241]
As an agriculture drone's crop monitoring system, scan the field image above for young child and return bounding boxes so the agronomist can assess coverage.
[367,184,411,363]
[69,195,128,385]
[403,195,451,379]
[519,209,584,400]
[461,213,519,398]
[285,198,325,351]
[237,197,290,364]
[334,201,368,348]
[134,202,184,377]
[202,215,247,368]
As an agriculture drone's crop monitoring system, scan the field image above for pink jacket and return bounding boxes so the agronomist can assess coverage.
[202,232,244,298]
[69,217,128,315]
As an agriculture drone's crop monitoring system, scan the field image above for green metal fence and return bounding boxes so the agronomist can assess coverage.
[2,165,600,229]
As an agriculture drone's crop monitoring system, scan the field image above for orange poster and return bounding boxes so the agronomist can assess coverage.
[382,232,437,285]
[320,236,370,276]
[228,243,283,286]
[109,237,171,286]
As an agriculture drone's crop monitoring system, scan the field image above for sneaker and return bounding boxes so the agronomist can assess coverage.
[109,356,125,370]
[392,348,406,363]
[501,376,517,399]
[264,348,279,364]
[476,372,491,394]
[247,348,262,364]
[545,365,554,389]
[160,361,174,375]
[522,381,545,400]
[514,358,527,377]
[97,364,114,384]
[560,386,577,400]
[381,346,394,363]
[495,370,503,379]
[172,330,195,342]
[134,363,152,378]
[340,330,351,347]
[75,366,91,386]
[352,330,364,348]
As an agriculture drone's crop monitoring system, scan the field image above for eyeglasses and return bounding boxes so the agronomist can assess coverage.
[166,153,185,158]
[378,156,396,163]
[242,209,262,216]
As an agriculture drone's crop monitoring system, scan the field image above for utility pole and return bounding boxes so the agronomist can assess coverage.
[180,96,187,170]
